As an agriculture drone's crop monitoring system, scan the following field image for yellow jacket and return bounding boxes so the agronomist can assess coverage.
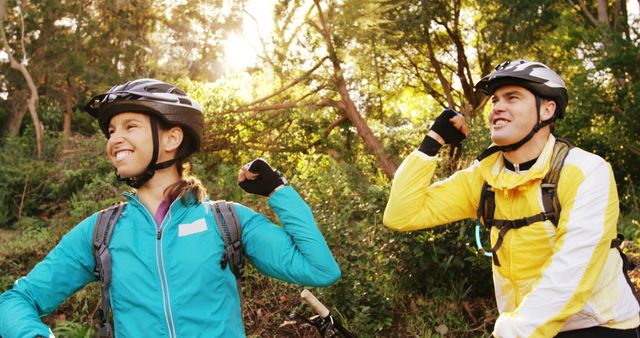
[384,135,639,337]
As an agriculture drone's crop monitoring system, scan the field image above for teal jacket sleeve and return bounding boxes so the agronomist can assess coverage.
[0,214,98,338]
[239,186,341,287]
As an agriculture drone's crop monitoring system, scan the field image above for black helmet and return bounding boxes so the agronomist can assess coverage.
[475,60,568,119]
[84,78,204,152]
[84,79,204,188]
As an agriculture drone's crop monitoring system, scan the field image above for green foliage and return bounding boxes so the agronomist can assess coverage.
[0,133,61,228]
[52,320,95,338]
[0,132,121,228]
[1,0,639,336]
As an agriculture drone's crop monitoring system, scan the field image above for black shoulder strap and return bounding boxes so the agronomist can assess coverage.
[540,137,573,226]
[477,181,495,228]
[611,235,640,304]
[92,202,126,338]
[210,201,244,296]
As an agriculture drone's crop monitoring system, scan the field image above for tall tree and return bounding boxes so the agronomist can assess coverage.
[1,0,43,156]
[226,0,399,178]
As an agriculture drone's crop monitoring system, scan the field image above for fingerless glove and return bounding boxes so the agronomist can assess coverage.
[238,158,287,196]
[430,109,466,145]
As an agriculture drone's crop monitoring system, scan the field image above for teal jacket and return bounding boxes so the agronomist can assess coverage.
[0,186,341,337]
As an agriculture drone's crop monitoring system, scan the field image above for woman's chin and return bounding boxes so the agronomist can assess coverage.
[116,169,140,178]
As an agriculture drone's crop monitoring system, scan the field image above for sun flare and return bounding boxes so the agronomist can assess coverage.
[222,0,276,74]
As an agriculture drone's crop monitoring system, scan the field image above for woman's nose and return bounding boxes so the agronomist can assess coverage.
[107,130,124,147]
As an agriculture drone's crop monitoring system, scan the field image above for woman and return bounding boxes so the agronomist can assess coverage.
[0,79,341,338]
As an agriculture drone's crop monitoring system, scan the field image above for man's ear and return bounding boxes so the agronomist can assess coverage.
[162,127,184,152]
[540,99,557,122]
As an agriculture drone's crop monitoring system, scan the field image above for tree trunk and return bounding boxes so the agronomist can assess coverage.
[313,0,397,179]
[332,64,398,179]
[62,80,74,152]
[596,0,609,23]
[25,78,42,157]
[4,89,28,137]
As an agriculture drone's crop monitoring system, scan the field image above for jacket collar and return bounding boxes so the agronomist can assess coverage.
[479,134,556,190]
[122,191,200,218]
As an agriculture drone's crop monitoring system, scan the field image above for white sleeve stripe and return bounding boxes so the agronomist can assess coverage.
[513,161,611,336]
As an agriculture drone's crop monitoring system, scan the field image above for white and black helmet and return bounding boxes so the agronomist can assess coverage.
[475,60,568,119]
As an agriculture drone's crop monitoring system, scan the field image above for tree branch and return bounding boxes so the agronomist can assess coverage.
[17,4,25,61]
[425,27,455,108]
[236,56,329,110]
[310,116,349,148]
[234,99,338,114]
[571,0,600,27]
[399,46,447,107]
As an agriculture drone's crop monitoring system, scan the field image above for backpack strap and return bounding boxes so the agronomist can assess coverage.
[611,235,640,304]
[210,201,244,297]
[477,182,495,228]
[540,137,573,226]
[477,137,573,266]
[92,202,126,338]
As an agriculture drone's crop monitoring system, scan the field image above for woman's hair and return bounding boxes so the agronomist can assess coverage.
[164,161,207,204]
[158,119,207,203]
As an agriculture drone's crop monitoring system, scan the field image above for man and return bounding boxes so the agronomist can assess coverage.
[384,60,639,337]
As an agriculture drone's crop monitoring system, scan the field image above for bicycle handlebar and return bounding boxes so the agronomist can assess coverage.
[300,289,330,318]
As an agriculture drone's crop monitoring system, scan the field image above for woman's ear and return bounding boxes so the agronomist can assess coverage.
[540,99,557,122]
[162,127,184,152]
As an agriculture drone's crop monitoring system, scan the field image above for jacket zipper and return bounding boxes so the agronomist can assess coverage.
[130,196,179,338]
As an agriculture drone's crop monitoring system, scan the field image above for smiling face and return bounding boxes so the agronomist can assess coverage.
[488,85,541,146]
[106,112,154,178]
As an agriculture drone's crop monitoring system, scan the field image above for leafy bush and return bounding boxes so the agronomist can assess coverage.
[52,320,96,338]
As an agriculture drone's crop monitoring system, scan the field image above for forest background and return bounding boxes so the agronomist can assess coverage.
[1,0,639,337]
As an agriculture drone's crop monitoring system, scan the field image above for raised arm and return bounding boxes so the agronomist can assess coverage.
[236,158,340,287]
[0,215,98,338]
[384,109,479,231]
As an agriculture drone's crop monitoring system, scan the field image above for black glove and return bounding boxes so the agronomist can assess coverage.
[429,108,466,145]
[238,158,287,196]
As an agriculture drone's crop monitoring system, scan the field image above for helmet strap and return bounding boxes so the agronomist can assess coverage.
[117,118,161,188]
[477,96,555,161]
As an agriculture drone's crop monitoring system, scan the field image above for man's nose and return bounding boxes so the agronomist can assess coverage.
[491,100,507,114]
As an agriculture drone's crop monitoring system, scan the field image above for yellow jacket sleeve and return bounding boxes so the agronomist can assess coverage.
[383,150,482,231]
